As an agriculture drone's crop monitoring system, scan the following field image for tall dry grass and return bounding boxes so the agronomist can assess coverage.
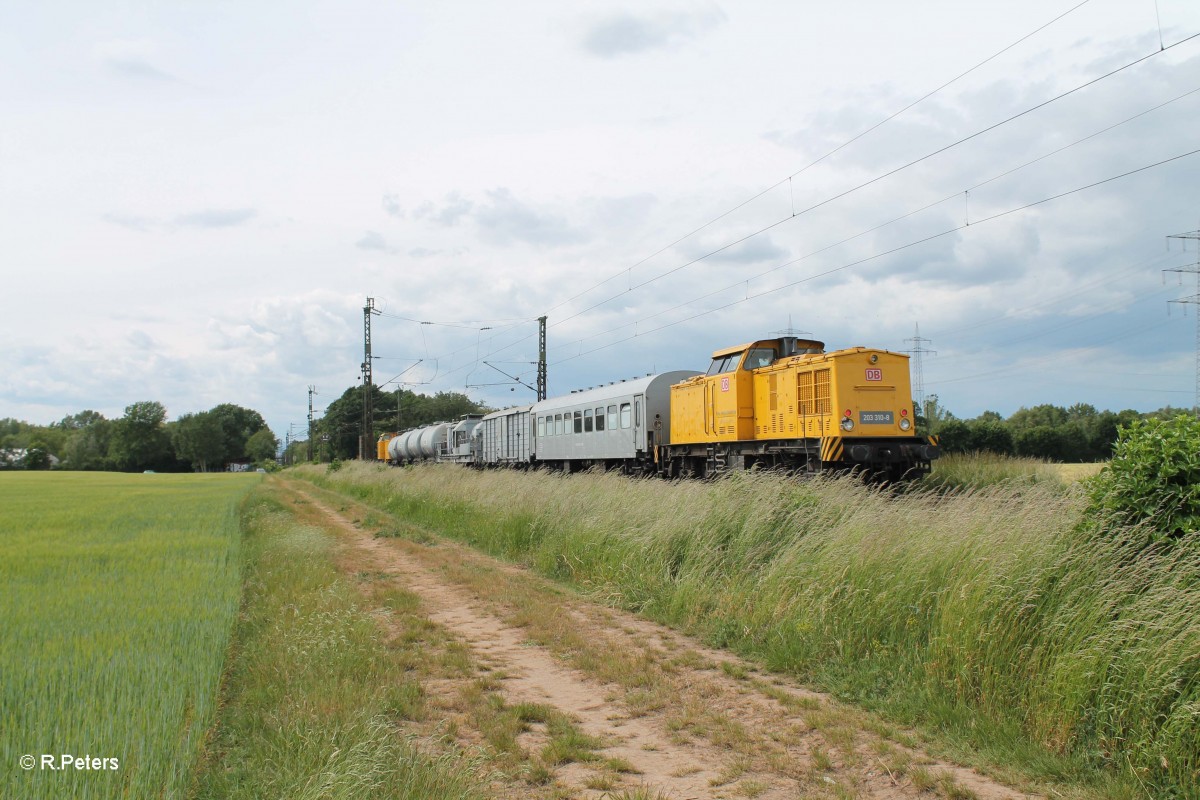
[301,462,1199,797]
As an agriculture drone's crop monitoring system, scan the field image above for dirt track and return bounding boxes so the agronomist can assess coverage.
[286,480,1038,800]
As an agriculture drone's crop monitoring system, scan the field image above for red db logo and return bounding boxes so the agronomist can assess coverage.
[865,369,882,381]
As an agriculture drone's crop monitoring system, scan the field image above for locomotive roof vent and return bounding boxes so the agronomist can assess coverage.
[777,335,826,357]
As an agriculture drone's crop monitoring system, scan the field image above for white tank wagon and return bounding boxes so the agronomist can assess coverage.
[401,428,424,461]
[386,429,416,463]
[418,422,452,459]
[531,371,699,473]
[386,425,443,464]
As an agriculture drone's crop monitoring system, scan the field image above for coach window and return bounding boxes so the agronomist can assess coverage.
[555,414,563,435]
[635,400,641,427]
[607,405,617,430]
[537,417,545,437]
[584,408,593,432]
[594,407,605,431]
[620,402,631,429]
[573,410,583,434]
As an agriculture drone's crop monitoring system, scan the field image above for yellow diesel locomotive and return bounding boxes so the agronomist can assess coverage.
[660,335,938,481]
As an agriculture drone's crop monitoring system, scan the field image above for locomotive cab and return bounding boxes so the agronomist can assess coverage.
[673,338,827,445]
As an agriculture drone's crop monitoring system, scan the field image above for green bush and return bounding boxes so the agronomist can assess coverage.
[1087,414,1200,541]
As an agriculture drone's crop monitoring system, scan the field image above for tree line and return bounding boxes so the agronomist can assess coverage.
[7,389,1176,471]
[0,401,278,472]
[918,396,1193,461]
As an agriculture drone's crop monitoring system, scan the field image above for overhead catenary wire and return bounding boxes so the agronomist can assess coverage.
[547,31,1200,331]
[542,0,1097,320]
[545,148,1200,367]
[535,84,1200,363]
[362,13,1200,406]
[375,124,1196,401]
[368,317,533,388]
[375,310,533,328]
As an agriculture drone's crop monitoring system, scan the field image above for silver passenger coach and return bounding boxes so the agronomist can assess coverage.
[530,371,698,471]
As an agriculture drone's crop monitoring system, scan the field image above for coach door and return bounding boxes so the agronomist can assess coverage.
[633,394,644,452]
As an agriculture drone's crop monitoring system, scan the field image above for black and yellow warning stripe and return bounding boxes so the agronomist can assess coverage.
[820,436,844,464]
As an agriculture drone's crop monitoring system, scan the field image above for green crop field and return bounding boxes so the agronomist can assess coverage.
[0,472,258,800]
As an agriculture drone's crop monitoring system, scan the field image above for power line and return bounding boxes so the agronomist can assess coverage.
[537,124,1200,367]
[547,32,1200,332]
[1165,228,1200,412]
[905,325,936,415]
[366,23,1200,403]
[384,137,1195,402]
[542,0,1097,320]
[928,316,1171,388]
[935,254,1174,338]
[545,148,1200,367]
[930,283,1178,366]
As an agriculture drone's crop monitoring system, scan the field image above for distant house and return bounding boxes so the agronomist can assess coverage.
[0,448,60,469]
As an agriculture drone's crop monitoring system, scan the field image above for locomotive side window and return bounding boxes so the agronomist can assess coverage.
[595,407,605,431]
[584,408,593,432]
[573,410,582,434]
[620,403,631,429]
[607,405,617,429]
[706,355,735,376]
[742,347,776,370]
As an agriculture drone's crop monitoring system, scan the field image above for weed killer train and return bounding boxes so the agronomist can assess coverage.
[379,335,940,482]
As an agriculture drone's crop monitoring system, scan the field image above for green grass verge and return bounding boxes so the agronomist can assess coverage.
[188,488,481,800]
[0,472,257,800]
[297,462,1200,799]
[920,452,1071,490]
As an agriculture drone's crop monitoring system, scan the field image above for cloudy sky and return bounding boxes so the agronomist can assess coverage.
[4,0,1200,442]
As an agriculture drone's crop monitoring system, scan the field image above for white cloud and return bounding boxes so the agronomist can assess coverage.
[174,209,257,228]
[581,5,728,58]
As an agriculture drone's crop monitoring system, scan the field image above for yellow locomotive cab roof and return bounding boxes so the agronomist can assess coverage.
[710,342,757,358]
